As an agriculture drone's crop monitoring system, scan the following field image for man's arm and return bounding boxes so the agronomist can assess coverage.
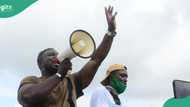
[74,6,117,90]
[18,75,61,105]
[18,59,71,105]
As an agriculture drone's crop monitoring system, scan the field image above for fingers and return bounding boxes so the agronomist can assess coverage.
[65,58,71,64]
[105,5,115,15]
[66,58,72,69]
[62,58,72,70]
[112,12,118,20]
[61,58,71,66]
[110,6,113,14]
[105,5,117,32]
[104,7,107,14]
[105,7,109,23]
[104,7,108,17]
[108,5,111,12]
[108,5,112,14]
[63,58,70,63]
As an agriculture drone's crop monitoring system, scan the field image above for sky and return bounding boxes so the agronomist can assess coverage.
[1,0,190,107]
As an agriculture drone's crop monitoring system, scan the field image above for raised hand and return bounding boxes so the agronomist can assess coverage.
[105,6,118,32]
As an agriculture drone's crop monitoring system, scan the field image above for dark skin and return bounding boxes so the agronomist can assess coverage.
[18,6,118,105]
[105,69,128,105]
[111,70,128,86]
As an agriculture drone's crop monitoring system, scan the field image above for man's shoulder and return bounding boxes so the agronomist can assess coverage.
[91,85,111,105]
[92,85,108,95]
[19,76,39,86]
[21,76,38,82]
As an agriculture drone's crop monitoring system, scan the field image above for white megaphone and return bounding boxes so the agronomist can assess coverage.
[57,30,96,62]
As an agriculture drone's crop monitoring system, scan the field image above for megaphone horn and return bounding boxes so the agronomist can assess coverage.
[57,30,96,62]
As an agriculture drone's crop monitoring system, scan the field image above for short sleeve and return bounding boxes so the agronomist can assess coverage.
[75,76,84,98]
[68,74,84,98]
[19,76,38,89]
[17,76,38,106]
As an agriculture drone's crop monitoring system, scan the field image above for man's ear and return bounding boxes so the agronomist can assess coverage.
[108,74,114,83]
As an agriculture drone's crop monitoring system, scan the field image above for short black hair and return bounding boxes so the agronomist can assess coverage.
[37,48,54,69]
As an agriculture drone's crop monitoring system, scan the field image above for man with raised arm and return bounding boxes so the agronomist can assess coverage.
[17,6,117,107]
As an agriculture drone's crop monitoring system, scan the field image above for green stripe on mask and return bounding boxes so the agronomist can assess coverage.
[110,75,127,94]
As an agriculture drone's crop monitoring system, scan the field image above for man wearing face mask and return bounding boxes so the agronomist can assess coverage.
[90,64,128,107]
[17,6,117,107]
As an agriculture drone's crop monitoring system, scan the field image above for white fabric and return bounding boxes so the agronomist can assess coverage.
[90,84,127,107]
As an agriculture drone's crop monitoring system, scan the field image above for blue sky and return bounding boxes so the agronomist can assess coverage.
[1,0,190,107]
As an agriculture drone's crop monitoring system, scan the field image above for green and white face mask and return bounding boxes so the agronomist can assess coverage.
[110,75,127,94]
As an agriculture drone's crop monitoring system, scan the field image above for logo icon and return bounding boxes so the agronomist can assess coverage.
[0,0,37,18]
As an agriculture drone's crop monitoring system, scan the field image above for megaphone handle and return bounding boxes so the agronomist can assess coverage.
[57,48,76,62]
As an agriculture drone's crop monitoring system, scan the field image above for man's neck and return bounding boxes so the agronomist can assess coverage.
[41,68,56,78]
[105,85,118,95]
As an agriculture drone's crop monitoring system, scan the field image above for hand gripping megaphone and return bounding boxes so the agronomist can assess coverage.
[57,30,96,62]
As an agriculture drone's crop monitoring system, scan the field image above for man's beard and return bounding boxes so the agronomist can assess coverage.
[45,64,59,75]
[45,64,72,75]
